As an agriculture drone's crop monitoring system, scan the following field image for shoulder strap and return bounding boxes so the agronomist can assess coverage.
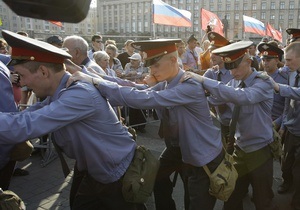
[203,165,212,176]
[52,135,70,178]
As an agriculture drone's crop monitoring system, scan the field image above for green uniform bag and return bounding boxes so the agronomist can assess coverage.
[122,145,160,203]
[0,189,25,210]
[203,152,238,201]
[269,127,283,160]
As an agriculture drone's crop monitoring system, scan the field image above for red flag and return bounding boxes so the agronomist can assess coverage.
[49,21,63,27]
[266,23,282,43]
[201,8,224,36]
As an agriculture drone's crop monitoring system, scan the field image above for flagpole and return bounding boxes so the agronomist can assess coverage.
[153,23,156,39]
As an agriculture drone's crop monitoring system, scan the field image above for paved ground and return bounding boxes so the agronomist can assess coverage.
[10,120,294,210]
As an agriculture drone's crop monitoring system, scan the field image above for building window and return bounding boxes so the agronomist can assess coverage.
[261,2,266,10]
[261,12,266,20]
[226,4,230,10]
[235,13,239,20]
[226,14,230,20]
[289,14,294,20]
[270,2,275,9]
[270,15,275,20]
[280,2,285,9]
[218,4,222,10]
[252,3,256,10]
[235,4,239,10]
[289,1,294,9]
[243,3,248,10]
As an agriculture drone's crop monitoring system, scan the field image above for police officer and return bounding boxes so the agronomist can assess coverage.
[257,41,288,130]
[286,28,300,43]
[185,41,278,210]
[0,61,18,190]
[0,30,143,210]
[203,32,233,149]
[70,39,224,210]
[272,41,300,209]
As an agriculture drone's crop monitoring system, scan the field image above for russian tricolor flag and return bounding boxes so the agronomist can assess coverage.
[153,0,192,27]
[243,15,266,36]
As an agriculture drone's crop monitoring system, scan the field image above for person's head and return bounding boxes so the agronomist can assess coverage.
[128,53,142,69]
[286,28,300,43]
[284,42,300,71]
[2,30,71,98]
[124,40,134,54]
[248,43,257,56]
[63,35,89,65]
[46,35,63,48]
[187,34,197,50]
[91,34,103,51]
[261,37,269,43]
[131,39,181,82]
[0,38,8,54]
[175,41,186,56]
[257,41,283,74]
[105,39,116,47]
[212,41,254,81]
[202,40,210,51]
[105,44,118,60]
[93,51,110,70]
[207,32,230,68]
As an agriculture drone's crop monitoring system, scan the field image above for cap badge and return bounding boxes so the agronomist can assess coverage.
[224,57,232,62]
[209,33,215,39]
[262,45,269,50]
[263,51,269,55]
[30,56,35,60]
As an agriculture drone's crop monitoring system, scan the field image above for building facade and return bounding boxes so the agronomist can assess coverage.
[97,0,300,44]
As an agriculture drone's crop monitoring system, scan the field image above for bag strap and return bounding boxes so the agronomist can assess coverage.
[203,165,212,176]
[51,134,71,178]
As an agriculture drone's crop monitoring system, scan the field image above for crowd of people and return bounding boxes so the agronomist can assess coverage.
[0,26,299,210]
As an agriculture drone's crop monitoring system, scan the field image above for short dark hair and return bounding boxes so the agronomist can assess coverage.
[91,34,102,42]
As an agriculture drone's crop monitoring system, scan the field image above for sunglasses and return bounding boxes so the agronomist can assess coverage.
[95,40,102,43]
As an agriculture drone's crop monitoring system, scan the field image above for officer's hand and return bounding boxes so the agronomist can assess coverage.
[67,71,102,87]
[10,73,20,84]
[268,76,280,92]
[180,71,204,83]
[143,74,158,87]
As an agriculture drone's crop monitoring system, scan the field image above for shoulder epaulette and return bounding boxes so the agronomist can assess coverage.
[278,69,288,80]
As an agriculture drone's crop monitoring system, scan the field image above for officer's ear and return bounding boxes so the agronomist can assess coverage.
[3,0,91,23]
[38,65,50,78]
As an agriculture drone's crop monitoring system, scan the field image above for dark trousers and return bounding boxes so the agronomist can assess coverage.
[188,150,224,210]
[224,146,278,210]
[154,146,190,210]
[281,131,300,209]
[129,108,146,130]
[70,163,145,210]
[0,160,16,190]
